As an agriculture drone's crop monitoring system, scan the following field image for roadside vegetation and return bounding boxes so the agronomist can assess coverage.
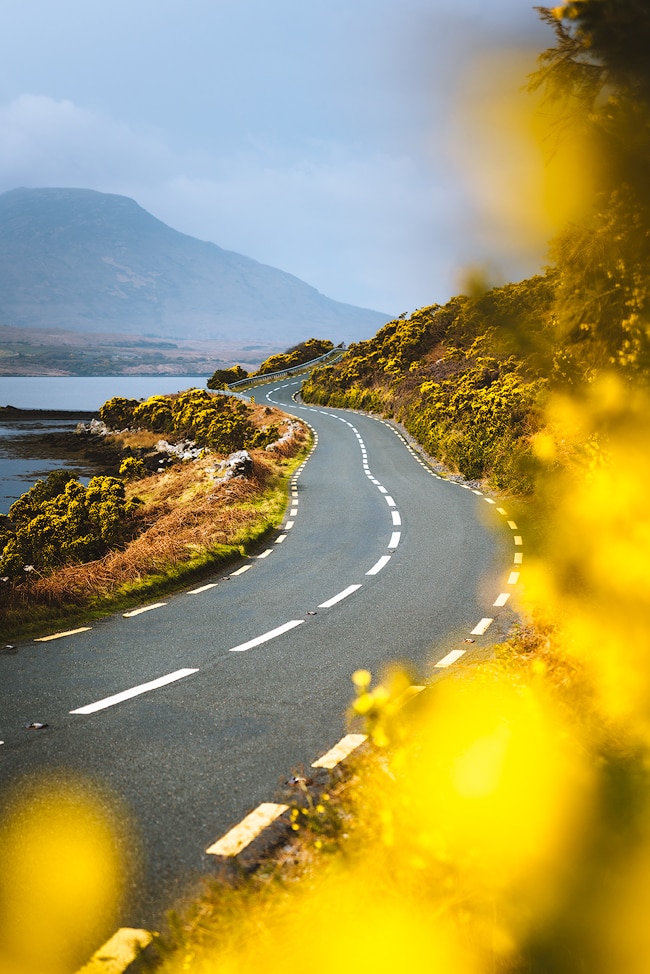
[207,338,335,388]
[2,3,650,973]
[0,392,309,641]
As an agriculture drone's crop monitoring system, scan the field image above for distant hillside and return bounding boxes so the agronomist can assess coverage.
[0,188,389,348]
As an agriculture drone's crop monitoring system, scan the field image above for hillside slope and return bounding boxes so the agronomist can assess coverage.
[0,188,389,347]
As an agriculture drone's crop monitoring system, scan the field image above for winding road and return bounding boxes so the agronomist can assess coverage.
[0,378,522,936]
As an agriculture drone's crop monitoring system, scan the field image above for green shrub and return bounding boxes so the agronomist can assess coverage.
[0,471,137,579]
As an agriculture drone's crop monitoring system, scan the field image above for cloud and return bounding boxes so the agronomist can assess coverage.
[0,94,459,312]
[0,89,547,316]
[0,95,179,189]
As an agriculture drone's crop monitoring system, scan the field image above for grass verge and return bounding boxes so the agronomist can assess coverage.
[1,430,310,643]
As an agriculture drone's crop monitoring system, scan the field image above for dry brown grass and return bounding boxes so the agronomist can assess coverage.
[2,421,309,631]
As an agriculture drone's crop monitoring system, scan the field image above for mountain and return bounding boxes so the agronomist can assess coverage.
[0,188,389,347]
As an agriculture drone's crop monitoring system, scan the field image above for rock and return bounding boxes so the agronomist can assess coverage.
[214,450,253,482]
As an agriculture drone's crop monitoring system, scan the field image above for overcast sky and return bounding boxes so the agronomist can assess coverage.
[1,1,551,316]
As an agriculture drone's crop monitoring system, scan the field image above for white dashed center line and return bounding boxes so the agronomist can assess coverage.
[367,555,391,575]
[229,619,304,653]
[319,584,363,608]
[70,668,198,715]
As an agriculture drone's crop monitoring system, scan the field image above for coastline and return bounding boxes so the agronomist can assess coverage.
[0,406,99,419]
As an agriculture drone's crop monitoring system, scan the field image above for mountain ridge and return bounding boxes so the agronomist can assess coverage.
[0,187,389,348]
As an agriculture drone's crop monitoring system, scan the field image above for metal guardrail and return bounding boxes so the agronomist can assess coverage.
[226,344,346,391]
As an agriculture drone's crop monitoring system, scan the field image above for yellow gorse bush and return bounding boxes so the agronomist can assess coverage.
[0,776,124,974]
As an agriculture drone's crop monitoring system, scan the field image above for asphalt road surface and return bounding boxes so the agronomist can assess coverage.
[0,378,521,932]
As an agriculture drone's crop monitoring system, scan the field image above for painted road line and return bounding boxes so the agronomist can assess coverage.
[514,552,523,565]
[123,602,167,618]
[377,485,388,493]
[285,521,295,530]
[318,584,363,608]
[257,549,273,559]
[391,510,402,526]
[275,534,287,543]
[230,565,251,576]
[484,498,496,505]
[70,668,199,715]
[435,649,466,668]
[75,928,155,974]
[472,489,483,496]
[34,626,92,642]
[493,592,511,607]
[394,684,426,708]
[206,803,289,857]
[187,583,218,594]
[311,733,367,769]
[229,619,304,653]
[367,555,391,575]
[497,508,508,516]
[514,536,523,546]
[507,520,519,530]
[471,618,494,636]
[290,508,298,516]
[385,495,396,507]
[388,531,401,549]
[508,571,520,585]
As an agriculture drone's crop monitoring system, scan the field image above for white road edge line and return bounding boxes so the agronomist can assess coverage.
[123,602,167,618]
[311,733,368,769]
[229,619,304,652]
[471,618,494,636]
[75,927,155,974]
[187,583,218,594]
[34,626,92,642]
[70,668,199,715]
[206,802,289,857]
[230,565,251,576]
[318,584,362,608]
[388,531,401,549]
[435,649,466,668]
[493,592,511,607]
